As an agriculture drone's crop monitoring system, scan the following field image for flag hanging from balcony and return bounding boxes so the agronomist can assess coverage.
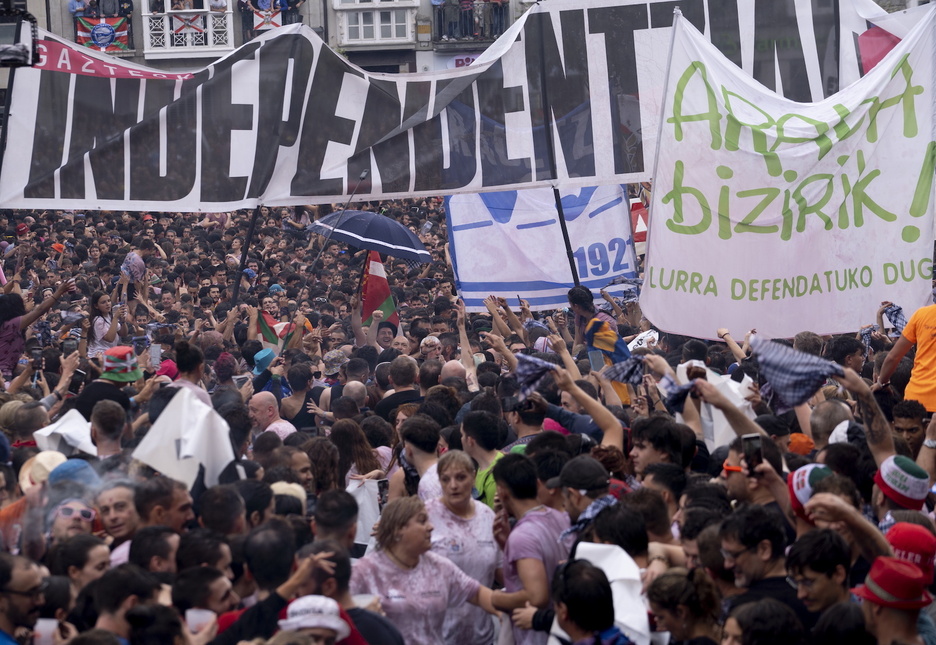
[171,15,205,34]
[75,16,129,51]
[253,10,281,30]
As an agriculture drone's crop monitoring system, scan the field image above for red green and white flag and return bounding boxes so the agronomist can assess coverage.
[257,311,294,354]
[362,251,399,327]
[75,17,130,52]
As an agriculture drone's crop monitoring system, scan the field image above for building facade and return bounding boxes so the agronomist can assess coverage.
[30,0,524,73]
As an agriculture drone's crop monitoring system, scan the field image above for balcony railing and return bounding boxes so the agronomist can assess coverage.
[431,1,508,43]
[142,8,235,58]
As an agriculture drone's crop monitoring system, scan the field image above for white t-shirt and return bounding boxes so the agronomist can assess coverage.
[426,497,499,645]
[417,462,443,502]
[88,316,116,359]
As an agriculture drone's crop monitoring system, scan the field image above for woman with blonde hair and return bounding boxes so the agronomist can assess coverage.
[350,496,497,645]
[647,567,722,645]
[426,450,499,645]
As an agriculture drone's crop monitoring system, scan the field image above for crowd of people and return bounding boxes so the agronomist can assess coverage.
[0,199,933,645]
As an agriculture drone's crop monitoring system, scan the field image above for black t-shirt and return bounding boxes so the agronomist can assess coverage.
[726,576,814,630]
[288,390,320,432]
[73,380,131,421]
[346,607,405,645]
[850,555,872,589]
[373,389,423,422]
[763,501,797,546]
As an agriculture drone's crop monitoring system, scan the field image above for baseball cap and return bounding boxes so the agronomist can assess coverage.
[15,223,28,237]
[852,556,933,609]
[887,523,936,584]
[269,284,285,294]
[546,455,610,491]
[277,595,349,639]
[755,414,790,437]
[875,455,930,511]
[787,432,815,456]
[156,359,179,380]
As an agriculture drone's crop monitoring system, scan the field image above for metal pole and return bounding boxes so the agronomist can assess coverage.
[229,205,261,306]
[294,168,369,300]
[535,2,579,286]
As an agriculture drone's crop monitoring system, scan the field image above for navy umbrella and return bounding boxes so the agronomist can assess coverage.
[309,210,431,263]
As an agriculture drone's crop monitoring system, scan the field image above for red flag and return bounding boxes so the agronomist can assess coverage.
[75,17,130,52]
[362,251,399,326]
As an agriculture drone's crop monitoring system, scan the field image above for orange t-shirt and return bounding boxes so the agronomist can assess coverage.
[0,497,28,551]
[902,304,936,412]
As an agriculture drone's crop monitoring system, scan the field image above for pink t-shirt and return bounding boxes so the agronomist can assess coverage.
[350,549,480,645]
[169,379,212,408]
[426,498,499,645]
[504,506,570,645]
[263,418,297,440]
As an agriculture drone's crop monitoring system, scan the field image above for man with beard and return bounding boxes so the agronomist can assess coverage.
[0,554,45,645]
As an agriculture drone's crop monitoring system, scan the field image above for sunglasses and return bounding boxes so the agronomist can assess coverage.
[722,459,743,474]
[57,506,95,522]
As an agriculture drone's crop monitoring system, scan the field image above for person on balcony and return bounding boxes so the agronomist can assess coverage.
[284,0,303,25]
[458,0,473,38]
[237,0,256,42]
[442,0,457,40]
[68,0,88,17]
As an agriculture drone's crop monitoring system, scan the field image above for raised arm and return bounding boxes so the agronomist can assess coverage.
[350,295,368,348]
[483,295,511,338]
[878,335,913,387]
[455,300,479,392]
[806,493,892,562]
[548,334,581,380]
[553,366,623,450]
[553,310,573,346]
[599,289,625,319]
[499,298,528,347]
[482,331,517,373]
[285,313,307,350]
[21,279,74,329]
[246,305,258,341]
[917,415,936,486]
[694,378,766,438]
[716,328,747,363]
[876,301,890,336]
[834,367,894,467]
